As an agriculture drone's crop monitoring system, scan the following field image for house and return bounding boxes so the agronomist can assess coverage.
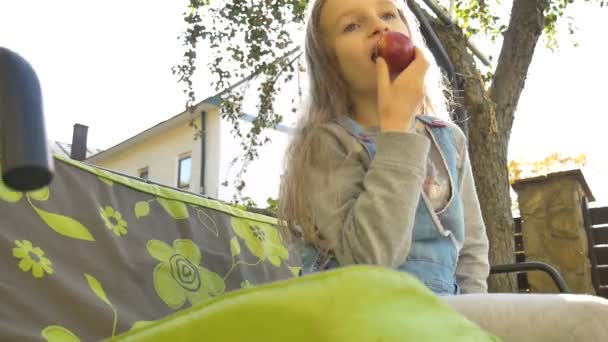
[84,95,293,204]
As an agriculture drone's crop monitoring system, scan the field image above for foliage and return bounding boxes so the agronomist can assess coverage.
[508,152,587,184]
[451,0,605,50]
[173,0,604,198]
[173,0,306,200]
[508,152,587,215]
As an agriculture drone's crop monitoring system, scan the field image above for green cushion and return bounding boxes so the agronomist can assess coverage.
[109,266,500,342]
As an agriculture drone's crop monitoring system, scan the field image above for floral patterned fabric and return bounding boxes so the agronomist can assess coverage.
[0,156,300,341]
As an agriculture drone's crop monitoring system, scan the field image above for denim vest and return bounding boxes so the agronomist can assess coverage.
[301,115,465,296]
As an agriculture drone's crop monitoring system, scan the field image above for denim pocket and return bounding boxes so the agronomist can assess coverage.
[300,244,321,275]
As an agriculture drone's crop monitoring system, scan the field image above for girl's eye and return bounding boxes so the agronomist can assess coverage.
[343,23,360,33]
[381,12,397,20]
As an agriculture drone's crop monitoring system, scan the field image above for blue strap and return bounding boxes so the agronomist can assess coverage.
[416,115,447,128]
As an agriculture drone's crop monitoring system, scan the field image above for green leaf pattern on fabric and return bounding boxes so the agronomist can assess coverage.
[230,217,289,267]
[134,201,151,218]
[31,204,95,241]
[99,206,128,237]
[157,197,189,220]
[2,183,95,242]
[147,239,225,309]
[12,240,54,278]
[85,273,112,307]
[84,273,118,337]
[195,208,219,237]
[27,186,50,201]
[41,325,80,342]
[0,179,23,203]
[4,158,303,341]
[230,237,241,257]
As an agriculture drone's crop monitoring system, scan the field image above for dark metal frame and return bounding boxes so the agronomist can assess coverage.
[490,262,570,293]
[582,197,602,294]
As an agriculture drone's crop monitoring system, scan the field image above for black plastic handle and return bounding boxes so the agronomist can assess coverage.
[0,47,53,191]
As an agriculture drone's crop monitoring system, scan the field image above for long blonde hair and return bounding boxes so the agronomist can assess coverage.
[279,0,452,249]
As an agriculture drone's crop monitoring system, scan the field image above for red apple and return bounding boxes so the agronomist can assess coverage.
[375,31,416,78]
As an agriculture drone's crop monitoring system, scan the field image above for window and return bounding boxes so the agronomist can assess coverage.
[138,167,149,180]
[178,154,192,189]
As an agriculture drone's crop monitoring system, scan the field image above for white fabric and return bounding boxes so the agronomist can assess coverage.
[442,293,608,341]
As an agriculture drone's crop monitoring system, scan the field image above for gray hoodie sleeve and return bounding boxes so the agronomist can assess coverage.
[452,125,490,293]
[306,124,430,268]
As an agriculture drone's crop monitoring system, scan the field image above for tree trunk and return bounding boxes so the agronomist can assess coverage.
[421,0,549,292]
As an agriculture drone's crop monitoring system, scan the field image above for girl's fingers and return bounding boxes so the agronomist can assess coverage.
[410,47,430,73]
[394,47,429,87]
[376,56,390,97]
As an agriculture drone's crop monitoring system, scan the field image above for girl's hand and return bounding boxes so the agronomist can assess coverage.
[376,47,430,133]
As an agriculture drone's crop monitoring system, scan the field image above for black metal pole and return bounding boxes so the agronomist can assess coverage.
[199,110,207,195]
[406,0,468,136]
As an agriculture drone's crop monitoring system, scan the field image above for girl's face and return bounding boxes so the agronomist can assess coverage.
[320,0,411,96]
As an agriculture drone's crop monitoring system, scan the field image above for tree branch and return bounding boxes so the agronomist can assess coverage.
[215,46,301,102]
[489,0,549,142]
[270,50,303,86]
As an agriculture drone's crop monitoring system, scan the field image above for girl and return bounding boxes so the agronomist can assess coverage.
[280,1,608,340]
[279,0,489,296]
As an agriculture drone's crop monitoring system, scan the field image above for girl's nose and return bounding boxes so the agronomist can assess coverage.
[369,20,389,38]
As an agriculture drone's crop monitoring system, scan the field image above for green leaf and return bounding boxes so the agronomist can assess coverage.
[84,273,112,307]
[32,205,94,241]
[230,237,241,256]
[27,186,50,201]
[135,201,150,218]
[0,180,23,203]
[157,197,189,220]
[41,325,80,342]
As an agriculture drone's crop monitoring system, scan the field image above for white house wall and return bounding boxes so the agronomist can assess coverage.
[91,109,222,198]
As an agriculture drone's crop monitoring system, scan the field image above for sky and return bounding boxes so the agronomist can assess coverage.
[505,2,608,206]
[1,1,606,205]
